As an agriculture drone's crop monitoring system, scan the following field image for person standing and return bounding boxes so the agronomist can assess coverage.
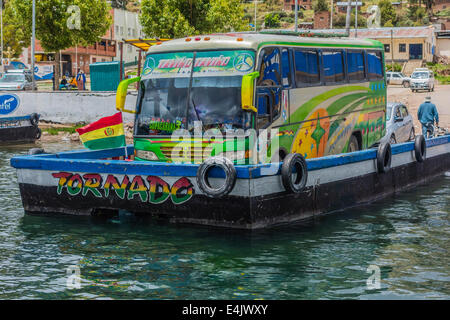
[417,96,439,138]
[76,69,86,91]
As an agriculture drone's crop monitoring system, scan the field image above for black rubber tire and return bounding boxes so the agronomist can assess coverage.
[377,142,392,174]
[30,113,40,126]
[414,135,426,163]
[403,81,409,88]
[281,153,308,194]
[28,148,45,155]
[196,156,237,198]
[35,127,42,140]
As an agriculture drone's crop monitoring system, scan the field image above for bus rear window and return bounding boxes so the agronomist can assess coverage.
[322,51,345,83]
[294,49,320,86]
[347,51,365,81]
[367,51,384,80]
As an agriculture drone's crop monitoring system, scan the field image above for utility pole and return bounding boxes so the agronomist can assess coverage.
[330,0,333,29]
[391,28,394,71]
[295,0,299,32]
[345,0,351,36]
[355,2,358,38]
[254,0,257,32]
[32,0,36,90]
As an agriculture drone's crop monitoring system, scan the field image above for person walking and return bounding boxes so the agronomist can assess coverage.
[417,96,439,138]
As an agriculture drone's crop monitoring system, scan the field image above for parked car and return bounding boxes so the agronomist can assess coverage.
[384,102,415,144]
[410,70,435,92]
[386,72,410,87]
[0,70,36,91]
[413,67,430,72]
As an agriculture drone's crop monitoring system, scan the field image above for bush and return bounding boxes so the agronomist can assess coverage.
[385,63,403,72]
[264,13,281,28]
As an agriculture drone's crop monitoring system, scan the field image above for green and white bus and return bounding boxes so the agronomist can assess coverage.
[116,32,387,164]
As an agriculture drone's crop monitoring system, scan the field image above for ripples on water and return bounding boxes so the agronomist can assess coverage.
[0,142,449,299]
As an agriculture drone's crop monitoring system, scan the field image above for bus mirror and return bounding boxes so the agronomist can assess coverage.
[241,72,259,113]
[116,77,141,114]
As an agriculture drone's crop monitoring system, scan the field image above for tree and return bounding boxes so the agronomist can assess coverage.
[378,0,397,26]
[2,0,31,58]
[264,13,280,28]
[313,0,329,13]
[140,0,249,39]
[12,0,112,85]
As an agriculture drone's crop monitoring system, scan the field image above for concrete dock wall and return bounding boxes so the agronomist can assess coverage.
[0,91,138,124]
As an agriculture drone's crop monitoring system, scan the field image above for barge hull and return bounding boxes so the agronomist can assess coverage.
[12,136,450,229]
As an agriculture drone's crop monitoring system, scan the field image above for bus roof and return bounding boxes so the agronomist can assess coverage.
[146,32,384,55]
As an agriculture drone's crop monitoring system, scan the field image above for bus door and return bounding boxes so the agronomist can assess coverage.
[255,47,282,129]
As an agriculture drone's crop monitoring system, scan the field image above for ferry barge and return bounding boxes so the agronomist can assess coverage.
[9,33,450,228]
[10,135,450,229]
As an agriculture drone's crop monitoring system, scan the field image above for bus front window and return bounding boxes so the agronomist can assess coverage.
[136,77,189,136]
[135,50,255,136]
[188,76,244,132]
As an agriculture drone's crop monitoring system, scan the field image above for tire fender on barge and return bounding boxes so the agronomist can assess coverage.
[414,135,426,163]
[377,142,392,173]
[197,156,237,198]
[281,153,308,193]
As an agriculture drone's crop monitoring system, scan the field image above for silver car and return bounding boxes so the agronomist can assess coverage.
[0,71,36,91]
[410,70,435,92]
[386,72,410,87]
[384,103,415,144]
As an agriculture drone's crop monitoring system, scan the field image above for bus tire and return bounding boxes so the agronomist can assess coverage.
[196,156,237,198]
[414,135,426,163]
[377,142,392,174]
[30,113,39,126]
[28,148,45,155]
[281,153,308,194]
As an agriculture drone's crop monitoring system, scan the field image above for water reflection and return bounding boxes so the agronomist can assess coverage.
[0,142,449,299]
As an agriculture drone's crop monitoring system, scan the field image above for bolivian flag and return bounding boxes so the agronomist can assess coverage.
[76,112,126,150]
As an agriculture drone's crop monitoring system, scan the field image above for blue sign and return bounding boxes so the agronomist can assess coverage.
[0,94,20,115]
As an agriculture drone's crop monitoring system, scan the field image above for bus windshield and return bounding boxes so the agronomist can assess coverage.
[135,50,255,136]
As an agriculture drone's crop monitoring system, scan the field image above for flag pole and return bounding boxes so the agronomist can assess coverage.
[122,112,128,160]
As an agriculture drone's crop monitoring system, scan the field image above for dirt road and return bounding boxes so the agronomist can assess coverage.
[387,84,450,134]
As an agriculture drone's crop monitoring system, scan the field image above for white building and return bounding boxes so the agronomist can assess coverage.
[113,8,145,64]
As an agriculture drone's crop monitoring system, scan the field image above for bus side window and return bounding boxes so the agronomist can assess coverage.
[293,49,320,86]
[367,51,384,81]
[257,47,281,87]
[256,47,282,128]
[347,51,365,81]
[322,50,345,84]
[281,48,291,88]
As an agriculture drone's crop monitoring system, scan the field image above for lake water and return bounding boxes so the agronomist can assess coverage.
[0,142,449,299]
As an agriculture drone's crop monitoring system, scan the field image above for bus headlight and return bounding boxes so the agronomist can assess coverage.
[135,150,159,161]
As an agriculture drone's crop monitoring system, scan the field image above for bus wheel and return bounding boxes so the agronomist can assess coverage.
[196,156,237,198]
[348,135,360,152]
[281,153,308,194]
[414,135,426,163]
[35,128,42,140]
[376,143,392,174]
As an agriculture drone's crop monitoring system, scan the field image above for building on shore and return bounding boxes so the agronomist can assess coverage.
[20,8,143,76]
[283,0,313,11]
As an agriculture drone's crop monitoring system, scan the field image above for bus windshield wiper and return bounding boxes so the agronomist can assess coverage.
[191,98,205,132]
